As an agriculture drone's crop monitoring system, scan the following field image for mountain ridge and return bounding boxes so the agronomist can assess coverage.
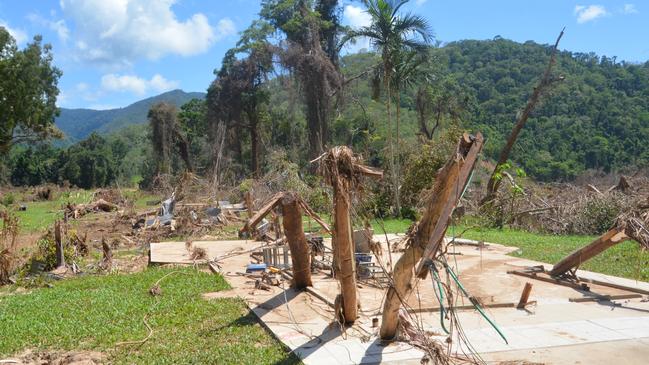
[56,89,205,141]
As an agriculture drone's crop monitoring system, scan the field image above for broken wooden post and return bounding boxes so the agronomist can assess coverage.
[281,192,313,289]
[380,133,483,340]
[317,146,382,324]
[517,282,533,309]
[549,228,628,276]
[54,220,65,269]
[245,190,254,218]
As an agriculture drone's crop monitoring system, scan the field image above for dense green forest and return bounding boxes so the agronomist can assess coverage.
[3,0,649,199]
[11,38,649,186]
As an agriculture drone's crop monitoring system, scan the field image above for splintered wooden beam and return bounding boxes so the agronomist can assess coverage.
[415,133,484,278]
[549,228,629,277]
[517,282,533,309]
[380,132,483,340]
[241,192,284,233]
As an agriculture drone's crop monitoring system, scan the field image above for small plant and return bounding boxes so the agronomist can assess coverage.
[1,193,15,207]
[30,233,74,272]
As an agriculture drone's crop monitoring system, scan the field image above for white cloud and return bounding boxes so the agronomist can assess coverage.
[0,20,28,44]
[27,14,70,42]
[623,4,638,14]
[215,18,236,41]
[101,73,179,95]
[574,5,608,23]
[343,5,371,52]
[76,82,89,92]
[344,5,371,28]
[60,0,234,67]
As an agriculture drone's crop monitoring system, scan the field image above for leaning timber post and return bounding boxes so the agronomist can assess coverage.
[549,228,628,277]
[380,133,483,340]
[281,192,313,289]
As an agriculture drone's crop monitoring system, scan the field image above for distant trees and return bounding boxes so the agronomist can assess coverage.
[0,27,62,154]
[148,102,192,176]
[207,21,274,177]
[261,0,343,160]
[9,133,117,188]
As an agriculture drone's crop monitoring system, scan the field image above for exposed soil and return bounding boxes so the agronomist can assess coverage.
[1,349,105,365]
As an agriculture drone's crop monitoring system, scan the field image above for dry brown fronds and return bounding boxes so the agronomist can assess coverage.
[0,210,20,284]
[616,196,649,249]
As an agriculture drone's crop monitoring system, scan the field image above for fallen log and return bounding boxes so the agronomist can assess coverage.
[380,133,483,340]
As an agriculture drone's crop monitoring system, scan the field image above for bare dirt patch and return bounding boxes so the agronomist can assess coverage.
[1,349,105,365]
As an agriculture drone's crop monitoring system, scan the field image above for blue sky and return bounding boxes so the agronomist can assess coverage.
[0,1,646,110]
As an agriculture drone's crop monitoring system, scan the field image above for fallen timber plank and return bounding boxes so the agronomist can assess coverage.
[508,269,649,296]
[569,294,642,303]
[550,228,629,276]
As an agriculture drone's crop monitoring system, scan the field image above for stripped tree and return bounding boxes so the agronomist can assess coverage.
[341,0,433,216]
[483,28,564,205]
[380,133,483,339]
[261,0,343,159]
[317,146,382,324]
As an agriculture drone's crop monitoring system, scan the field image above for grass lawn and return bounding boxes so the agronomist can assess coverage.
[14,191,94,232]
[0,267,298,365]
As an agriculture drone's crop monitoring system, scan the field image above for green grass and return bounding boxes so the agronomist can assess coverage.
[0,267,298,364]
[13,191,94,232]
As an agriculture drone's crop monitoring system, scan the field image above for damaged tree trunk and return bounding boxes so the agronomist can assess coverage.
[483,29,564,205]
[281,193,313,289]
[380,133,483,340]
[332,177,357,323]
[318,146,383,324]
[550,228,628,277]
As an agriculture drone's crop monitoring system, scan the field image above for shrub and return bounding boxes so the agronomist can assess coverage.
[1,193,15,207]
[574,194,624,235]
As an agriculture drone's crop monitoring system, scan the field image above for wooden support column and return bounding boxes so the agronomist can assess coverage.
[549,228,628,277]
[332,178,357,323]
[281,192,312,289]
[380,133,483,340]
[318,146,382,325]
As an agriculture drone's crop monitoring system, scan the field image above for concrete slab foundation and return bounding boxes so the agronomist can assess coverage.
[150,236,649,364]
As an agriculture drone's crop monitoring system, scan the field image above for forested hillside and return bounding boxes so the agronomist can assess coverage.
[10,38,649,188]
[435,38,649,180]
[56,90,204,141]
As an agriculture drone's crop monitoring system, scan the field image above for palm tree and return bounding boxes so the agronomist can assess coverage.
[341,0,432,216]
[391,50,428,201]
